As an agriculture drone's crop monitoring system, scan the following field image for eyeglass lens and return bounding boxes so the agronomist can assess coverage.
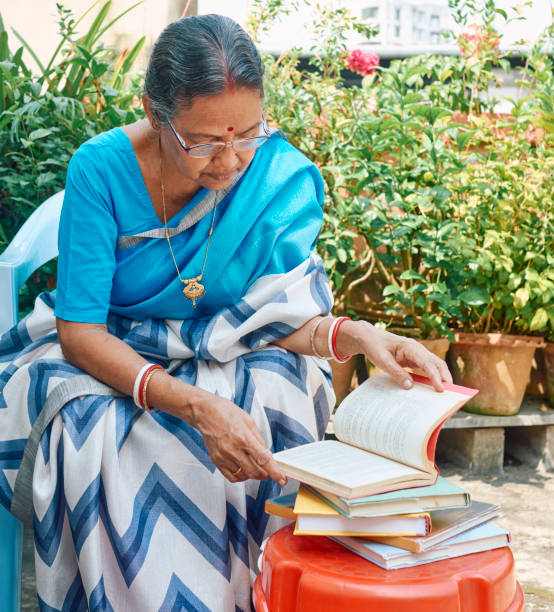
[188,136,268,158]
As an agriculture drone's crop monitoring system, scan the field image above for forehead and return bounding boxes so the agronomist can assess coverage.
[173,87,263,135]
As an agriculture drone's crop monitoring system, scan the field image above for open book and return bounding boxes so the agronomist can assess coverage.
[274,373,478,499]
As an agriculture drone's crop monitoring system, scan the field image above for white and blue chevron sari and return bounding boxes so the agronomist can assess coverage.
[0,131,336,611]
[0,253,335,611]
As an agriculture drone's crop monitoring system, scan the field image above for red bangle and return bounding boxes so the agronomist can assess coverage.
[331,316,351,362]
[138,364,163,411]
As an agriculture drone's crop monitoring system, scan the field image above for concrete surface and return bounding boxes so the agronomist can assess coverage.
[440,459,554,611]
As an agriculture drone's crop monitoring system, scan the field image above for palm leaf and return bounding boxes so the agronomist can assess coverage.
[67,1,111,95]
[93,1,143,46]
[10,27,45,74]
[111,35,145,88]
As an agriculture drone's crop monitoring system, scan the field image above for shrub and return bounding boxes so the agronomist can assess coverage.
[0,1,145,311]
[247,0,553,339]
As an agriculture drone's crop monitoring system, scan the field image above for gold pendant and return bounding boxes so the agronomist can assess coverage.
[182,276,205,308]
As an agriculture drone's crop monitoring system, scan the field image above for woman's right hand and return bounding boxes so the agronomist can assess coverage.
[191,391,287,486]
[56,319,286,486]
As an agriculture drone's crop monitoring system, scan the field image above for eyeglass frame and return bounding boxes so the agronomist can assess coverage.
[166,112,271,158]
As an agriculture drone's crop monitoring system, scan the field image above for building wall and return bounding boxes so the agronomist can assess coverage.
[345,0,454,48]
[0,0,197,72]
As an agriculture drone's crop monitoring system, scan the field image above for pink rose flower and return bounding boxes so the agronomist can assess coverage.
[457,24,500,58]
[344,50,380,76]
[525,126,544,147]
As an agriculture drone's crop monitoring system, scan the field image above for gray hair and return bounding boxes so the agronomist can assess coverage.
[144,14,264,124]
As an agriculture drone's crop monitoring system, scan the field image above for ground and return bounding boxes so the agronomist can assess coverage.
[21,460,554,610]
[441,460,554,611]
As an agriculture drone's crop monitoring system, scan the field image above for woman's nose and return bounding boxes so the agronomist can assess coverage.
[213,143,238,167]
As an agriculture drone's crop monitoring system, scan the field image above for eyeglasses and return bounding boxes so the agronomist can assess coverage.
[167,113,271,158]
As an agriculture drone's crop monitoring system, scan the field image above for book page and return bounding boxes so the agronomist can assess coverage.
[334,373,467,472]
[275,440,424,490]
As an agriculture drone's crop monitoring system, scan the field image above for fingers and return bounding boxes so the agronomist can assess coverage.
[247,439,287,487]
[437,359,453,384]
[221,451,269,483]
[376,351,414,390]
[221,449,286,486]
[399,341,453,392]
[419,360,445,392]
[369,334,454,392]
[209,418,287,486]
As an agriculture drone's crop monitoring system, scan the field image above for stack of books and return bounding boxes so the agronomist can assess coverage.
[268,373,511,570]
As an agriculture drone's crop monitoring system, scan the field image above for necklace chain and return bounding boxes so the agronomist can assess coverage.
[159,135,217,307]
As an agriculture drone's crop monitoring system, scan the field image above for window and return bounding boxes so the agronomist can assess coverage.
[394,7,401,21]
[430,14,440,28]
[362,6,379,19]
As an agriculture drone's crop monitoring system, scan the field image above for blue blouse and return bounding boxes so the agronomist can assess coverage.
[54,128,325,323]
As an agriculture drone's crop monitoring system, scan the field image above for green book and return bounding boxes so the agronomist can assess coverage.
[307,477,470,518]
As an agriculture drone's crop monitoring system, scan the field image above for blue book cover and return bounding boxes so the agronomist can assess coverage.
[308,477,470,517]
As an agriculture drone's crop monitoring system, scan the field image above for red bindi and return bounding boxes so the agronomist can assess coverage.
[227,126,234,132]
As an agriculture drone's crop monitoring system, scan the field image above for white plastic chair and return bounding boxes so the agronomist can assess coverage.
[0,190,64,612]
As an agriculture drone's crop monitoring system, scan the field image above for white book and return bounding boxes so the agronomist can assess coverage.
[332,522,511,570]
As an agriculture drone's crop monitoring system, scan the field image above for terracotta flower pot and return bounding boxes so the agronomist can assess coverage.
[411,338,451,377]
[525,347,546,398]
[448,333,545,416]
[544,343,554,408]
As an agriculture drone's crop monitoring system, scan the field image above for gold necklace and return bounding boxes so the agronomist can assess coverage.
[159,135,217,308]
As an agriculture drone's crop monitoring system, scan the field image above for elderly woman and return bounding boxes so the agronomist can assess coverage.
[0,14,451,612]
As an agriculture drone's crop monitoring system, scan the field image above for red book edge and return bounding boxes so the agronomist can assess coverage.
[409,373,479,397]
[352,375,478,498]
[408,373,479,463]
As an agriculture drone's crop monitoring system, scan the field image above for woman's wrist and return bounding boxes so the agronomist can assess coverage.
[145,369,208,426]
[311,316,333,359]
[335,319,374,359]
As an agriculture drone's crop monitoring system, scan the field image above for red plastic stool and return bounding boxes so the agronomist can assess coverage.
[253,525,524,612]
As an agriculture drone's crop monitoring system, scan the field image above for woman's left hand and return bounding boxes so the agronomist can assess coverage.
[338,320,453,392]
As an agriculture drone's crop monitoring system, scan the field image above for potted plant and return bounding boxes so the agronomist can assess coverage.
[247,0,554,410]
[443,112,552,414]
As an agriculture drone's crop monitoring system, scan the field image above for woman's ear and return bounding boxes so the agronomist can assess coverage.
[142,94,160,131]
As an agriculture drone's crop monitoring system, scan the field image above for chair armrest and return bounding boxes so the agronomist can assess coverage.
[0,190,64,333]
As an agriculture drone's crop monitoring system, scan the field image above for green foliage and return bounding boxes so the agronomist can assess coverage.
[247,0,554,340]
[448,121,554,336]
[0,1,145,312]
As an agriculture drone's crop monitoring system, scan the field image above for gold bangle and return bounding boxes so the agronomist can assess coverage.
[310,316,333,360]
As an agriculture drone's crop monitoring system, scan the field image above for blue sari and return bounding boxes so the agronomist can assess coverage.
[0,129,335,612]
[55,129,325,322]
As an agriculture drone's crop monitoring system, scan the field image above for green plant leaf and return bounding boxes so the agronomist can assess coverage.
[529,308,548,331]
[93,1,143,46]
[399,270,426,281]
[81,1,111,49]
[513,288,529,309]
[0,30,8,62]
[459,287,489,306]
[28,128,53,141]
[120,35,145,75]
[10,27,45,74]
[382,284,401,296]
